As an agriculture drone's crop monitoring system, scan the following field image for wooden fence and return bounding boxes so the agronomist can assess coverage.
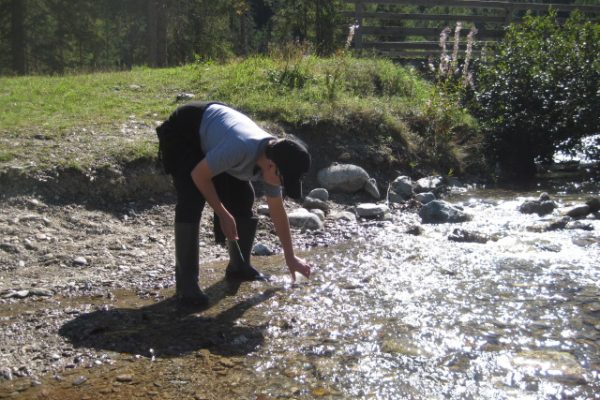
[342,0,600,58]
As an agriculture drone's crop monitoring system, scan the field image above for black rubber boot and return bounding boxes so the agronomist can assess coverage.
[175,222,209,307]
[225,217,268,281]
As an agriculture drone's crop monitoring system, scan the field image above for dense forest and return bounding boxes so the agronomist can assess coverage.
[0,0,347,75]
[1,0,597,76]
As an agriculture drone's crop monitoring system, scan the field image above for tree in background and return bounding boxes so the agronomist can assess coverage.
[10,0,26,75]
[0,0,349,75]
[472,11,600,180]
[266,0,342,56]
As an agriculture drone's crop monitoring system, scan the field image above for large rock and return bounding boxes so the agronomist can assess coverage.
[419,200,472,224]
[566,205,590,219]
[415,176,444,194]
[363,178,380,199]
[288,208,324,230]
[518,193,557,216]
[317,163,379,198]
[355,203,389,219]
[415,192,436,204]
[586,197,600,213]
[388,176,414,203]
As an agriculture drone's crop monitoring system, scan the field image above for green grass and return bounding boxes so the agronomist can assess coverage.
[0,56,479,175]
[0,66,198,134]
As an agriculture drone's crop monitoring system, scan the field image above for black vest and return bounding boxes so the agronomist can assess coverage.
[155,101,225,174]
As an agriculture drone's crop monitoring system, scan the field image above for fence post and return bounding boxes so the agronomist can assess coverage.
[355,1,364,51]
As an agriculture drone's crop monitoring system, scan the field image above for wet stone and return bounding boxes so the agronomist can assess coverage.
[73,375,87,386]
[566,204,590,219]
[356,203,389,219]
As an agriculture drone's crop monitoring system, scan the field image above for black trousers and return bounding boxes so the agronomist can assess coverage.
[172,160,255,233]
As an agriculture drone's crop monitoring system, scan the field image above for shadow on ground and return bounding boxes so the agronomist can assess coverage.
[59,278,279,358]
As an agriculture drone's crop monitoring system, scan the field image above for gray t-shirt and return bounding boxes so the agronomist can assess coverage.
[199,104,282,197]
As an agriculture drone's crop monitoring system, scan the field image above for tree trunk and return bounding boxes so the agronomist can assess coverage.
[147,0,158,67]
[10,0,26,75]
[156,0,167,67]
[314,0,334,56]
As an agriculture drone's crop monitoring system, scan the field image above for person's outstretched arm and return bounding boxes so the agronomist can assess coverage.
[266,195,311,281]
[190,159,238,240]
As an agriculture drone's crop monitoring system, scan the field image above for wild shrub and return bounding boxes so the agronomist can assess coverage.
[472,11,600,180]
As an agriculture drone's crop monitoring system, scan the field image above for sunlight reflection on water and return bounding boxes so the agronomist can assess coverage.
[251,190,599,399]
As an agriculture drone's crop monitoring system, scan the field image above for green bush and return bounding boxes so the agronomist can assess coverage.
[473,11,600,180]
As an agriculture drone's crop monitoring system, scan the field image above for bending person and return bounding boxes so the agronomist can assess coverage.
[156,102,312,306]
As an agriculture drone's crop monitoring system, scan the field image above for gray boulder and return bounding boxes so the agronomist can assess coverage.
[388,176,414,203]
[419,200,472,224]
[415,176,444,194]
[518,193,557,216]
[586,197,600,213]
[317,163,379,199]
[355,203,389,219]
[566,205,590,219]
[415,192,436,204]
[288,208,324,230]
[363,178,381,199]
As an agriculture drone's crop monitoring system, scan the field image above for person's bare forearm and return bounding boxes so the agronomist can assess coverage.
[191,160,225,215]
[266,196,295,260]
[190,160,237,240]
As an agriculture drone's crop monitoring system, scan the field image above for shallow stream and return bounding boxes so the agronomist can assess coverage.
[1,184,599,400]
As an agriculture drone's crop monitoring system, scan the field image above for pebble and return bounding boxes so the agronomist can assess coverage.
[116,374,133,382]
[73,375,87,386]
[253,243,273,256]
[72,256,88,266]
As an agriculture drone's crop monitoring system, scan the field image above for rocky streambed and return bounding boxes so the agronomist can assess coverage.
[1,170,599,399]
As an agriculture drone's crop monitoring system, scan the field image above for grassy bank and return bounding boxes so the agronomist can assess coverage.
[0,55,480,181]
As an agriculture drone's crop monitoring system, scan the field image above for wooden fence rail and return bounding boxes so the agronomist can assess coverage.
[343,0,600,59]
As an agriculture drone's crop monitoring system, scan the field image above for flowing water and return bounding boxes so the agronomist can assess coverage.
[243,187,600,399]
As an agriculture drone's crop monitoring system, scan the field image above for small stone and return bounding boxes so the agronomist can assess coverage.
[309,209,326,221]
[73,375,87,386]
[116,374,133,383]
[406,225,424,235]
[13,290,30,299]
[0,243,20,254]
[72,257,87,266]
[331,211,356,222]
[0,367,13,380]
[176,93,195,101]
[29,288,54,297]
[307,188,329,202]
[253,243,273,256]
[303,196,329,213]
